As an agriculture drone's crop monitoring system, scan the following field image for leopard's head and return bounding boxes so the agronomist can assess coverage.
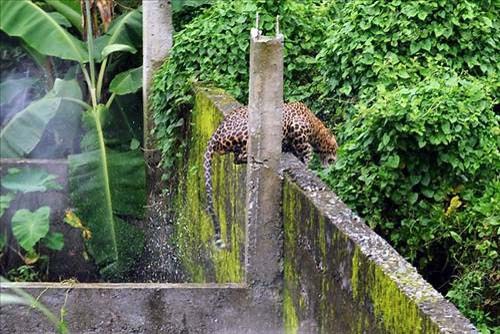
[319,131,338,167]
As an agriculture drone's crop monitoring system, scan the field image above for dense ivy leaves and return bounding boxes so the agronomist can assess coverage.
[316,0,499,120]
[320,71,499,331]
[150,0,330,174]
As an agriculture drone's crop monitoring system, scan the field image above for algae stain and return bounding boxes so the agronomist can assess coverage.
[173,88,244,283]
[283,181,300,334]
[367,262,437,334]
[351,246,360,300]
[284,286,299,334]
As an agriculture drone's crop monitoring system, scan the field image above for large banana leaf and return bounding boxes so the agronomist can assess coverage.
[94,8,142,61]
[44,0,82,32]
[0,78,35,106]
[68,106,145,279]
[0,79,82,158]
[109,66,142,95]
[0,0,87,62]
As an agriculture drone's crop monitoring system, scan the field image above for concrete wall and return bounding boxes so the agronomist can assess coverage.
[172,86,476,332]
[281,156,477,334]
[172,86,246,283]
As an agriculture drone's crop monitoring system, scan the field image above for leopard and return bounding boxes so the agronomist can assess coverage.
[203,102,338,248]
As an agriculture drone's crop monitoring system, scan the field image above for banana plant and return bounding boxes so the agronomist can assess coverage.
[0,0,145,279]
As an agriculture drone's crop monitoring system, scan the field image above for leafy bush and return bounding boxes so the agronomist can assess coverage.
[315,0,499,120]
[150,0,331,172]
[321,70,499,330]
[445,179,499,332]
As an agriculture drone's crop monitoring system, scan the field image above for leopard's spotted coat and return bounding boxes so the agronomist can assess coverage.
[203,102,338,247]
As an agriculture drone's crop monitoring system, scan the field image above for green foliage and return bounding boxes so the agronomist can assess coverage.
[321,71,499,331]
[316,0,499,119]
[1,167,67,275]
[6,265,40,282]
[172,0,213,31]
[150,0,331,173]
[1,167,62,193]
[1,0,145,279]
[447,260,499,333]
[68,105,145,280]
[0,79,83,159]
[0,0,88,62]
[0,193,15,218]
[109,66,142,95]
[11,207,51,251]
[0,78,36,106]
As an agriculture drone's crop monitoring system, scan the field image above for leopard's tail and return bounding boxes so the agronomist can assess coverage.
[203,139,225,249]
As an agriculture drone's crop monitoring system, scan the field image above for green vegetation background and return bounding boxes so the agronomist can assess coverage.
[151,0,499,332]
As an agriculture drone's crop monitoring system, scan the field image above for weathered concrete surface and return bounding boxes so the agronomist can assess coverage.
[172,86,246,283]
[244,28,285,332]
[143,0,173,154]
[0,159,98,281]
[0,282,276,334]
[281,155,478,334]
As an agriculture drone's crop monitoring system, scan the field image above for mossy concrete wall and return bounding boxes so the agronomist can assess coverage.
[173,86,246,283]
[172,87,476,332]
[173,87,477,332]
[281,156,477,333]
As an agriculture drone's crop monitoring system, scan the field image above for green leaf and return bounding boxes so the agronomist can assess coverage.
[1,167,62,193]
[47,12,72,28]
[0,0,88,62]
[0,79,83,158]
[94,9,142,61]
[109,66,143,95]
[130,138,140,150]
[339,83,352,95]
[0,78,36,106]
[101,44,137,59]
[422,188,434,198]
[408,192,418,204]
[172,0,213,12]
[11,207,50,251]
[386,155,400,168]
[449,231,462,243]
[42,232,64,251]
[68,105,145,278]
[0,293,32,306]
[0,193,15,218]
[44,0,82,32]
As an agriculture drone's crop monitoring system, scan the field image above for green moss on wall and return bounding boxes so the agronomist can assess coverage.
[172,88,245,283]
[367,262,441,334]
[351,246,361,300]
[283,178,446,333]
[283,181,300,334]
[351,244,441,334]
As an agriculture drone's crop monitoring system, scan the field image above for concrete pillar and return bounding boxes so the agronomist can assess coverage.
[245,26,284,330]
[143,0,173,161]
